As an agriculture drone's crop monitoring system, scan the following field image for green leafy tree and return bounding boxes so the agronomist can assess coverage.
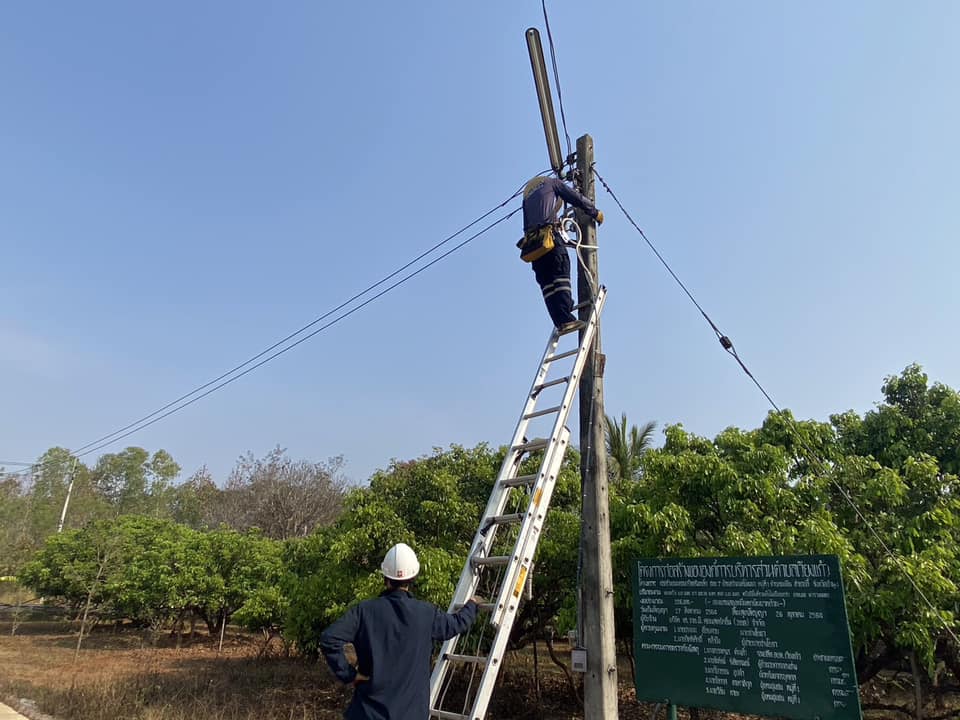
[23,449,104,542]
[833,364,960,476]
[0,474,31,577]
[283,443,583,656]
[20,516,285,647]
[91,447,181,517]
[608,367,960,687]
[169,466,220,530]
[192,527,283,635]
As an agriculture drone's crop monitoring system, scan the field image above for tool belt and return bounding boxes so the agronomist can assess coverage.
[516,224,557,263]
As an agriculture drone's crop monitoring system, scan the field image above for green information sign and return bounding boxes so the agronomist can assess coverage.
[632,555,862,720]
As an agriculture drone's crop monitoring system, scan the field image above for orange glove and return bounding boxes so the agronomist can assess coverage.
[594,210,604,225]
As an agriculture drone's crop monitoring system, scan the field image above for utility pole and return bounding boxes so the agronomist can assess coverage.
[576,134,619,719]
[525,28,618,718]
[57,457,79,534]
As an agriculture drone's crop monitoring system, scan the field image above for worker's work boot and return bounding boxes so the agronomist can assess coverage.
[556,320,585,335]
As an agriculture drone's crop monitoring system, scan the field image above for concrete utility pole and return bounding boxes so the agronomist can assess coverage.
[57,458,79,534]
[575,134,619,719]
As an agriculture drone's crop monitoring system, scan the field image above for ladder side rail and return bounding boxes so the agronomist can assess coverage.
[441,323,572,617]
[431,329,571,708]
[474,288,607,706]
[466,430,572,720]
[431,288,607,717]
[487,297,601,627]
[494,286,605,610]
[431,451,526,706]
[489,430,570,629]
[443,448,521,608]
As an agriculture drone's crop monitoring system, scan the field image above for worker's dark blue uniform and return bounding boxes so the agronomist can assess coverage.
[522,177,599,328]
[320,589,478,720]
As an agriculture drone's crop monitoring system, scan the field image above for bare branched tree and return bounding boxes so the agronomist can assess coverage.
[209,447,346,539]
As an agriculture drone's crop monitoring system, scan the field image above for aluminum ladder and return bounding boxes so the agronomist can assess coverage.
[428,286,607,720]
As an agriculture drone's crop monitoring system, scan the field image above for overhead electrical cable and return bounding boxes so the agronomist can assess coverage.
[4,183,529,475]
[592,164,960,647]
[60,186,525,459]
[541,0,573,161]
[67,207,522,459]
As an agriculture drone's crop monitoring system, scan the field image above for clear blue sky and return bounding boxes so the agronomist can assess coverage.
[2,2,958,485]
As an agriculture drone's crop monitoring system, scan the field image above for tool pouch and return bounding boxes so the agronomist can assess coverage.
[516,225,555,263]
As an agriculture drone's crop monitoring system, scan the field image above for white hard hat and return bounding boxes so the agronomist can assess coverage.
[381,543,420,581]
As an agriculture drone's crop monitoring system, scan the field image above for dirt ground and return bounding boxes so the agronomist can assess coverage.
[0,622,957,720]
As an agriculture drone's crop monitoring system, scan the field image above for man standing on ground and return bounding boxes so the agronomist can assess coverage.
[320,543,480,720]
[519,175,603,332]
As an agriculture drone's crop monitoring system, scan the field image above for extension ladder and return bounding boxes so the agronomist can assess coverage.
[429,286,607,720]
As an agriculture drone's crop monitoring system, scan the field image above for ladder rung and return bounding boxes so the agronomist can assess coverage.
[532,376,569,394]
[512,438,549,453]
[445,653,487,664]
[432,710,470,720]
[454,602,495,612]
[523,404,562,420]
[545,348,578,362]
[501,473,538,487]
[471,555,511,567]
[486,512,524,525]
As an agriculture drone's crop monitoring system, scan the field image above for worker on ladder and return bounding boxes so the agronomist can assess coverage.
[518,175,603,332]
[320,543,481,720]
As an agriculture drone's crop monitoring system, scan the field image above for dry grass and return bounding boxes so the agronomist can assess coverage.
[2,621,958,720]
[0,621,347,720]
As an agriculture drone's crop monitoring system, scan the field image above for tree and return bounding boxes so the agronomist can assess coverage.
[0,474,31,577]
[90,447,181,517]
[26,449,104,538]
[282,443,584,657]
[191,527,283,636]
[606,368,960,692]
[211,447,346,539]
[604,413,656,485]
[169,466,220,530]
[18,520,126,651]
[833,363,960,476]
[19,516,285,648]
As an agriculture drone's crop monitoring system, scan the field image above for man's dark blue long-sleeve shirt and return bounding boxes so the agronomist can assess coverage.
[522,176,598,232]
[320,589,478,720]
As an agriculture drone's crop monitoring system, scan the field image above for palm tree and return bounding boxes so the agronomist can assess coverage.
[604,413,656,485]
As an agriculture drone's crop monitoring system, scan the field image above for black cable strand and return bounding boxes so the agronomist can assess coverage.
[594,164,787,415]
[1,455,80,481]
[66,186,526,458]
[591,167,730,345]
[71,207,522,460]
[541,0,573,161]
[592,164,960,647]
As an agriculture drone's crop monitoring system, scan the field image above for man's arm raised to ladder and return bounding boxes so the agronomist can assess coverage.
[431,598,480,641]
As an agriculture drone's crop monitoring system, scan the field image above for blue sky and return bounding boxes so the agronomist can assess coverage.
[2,2,958,485]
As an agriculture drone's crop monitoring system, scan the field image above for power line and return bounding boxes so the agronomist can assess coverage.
[70,208,521,460]
[592,164,960,647]
[541,0,573,162]
[71,206,521,460]
[4,185,528,476]
[54,187,524,460]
